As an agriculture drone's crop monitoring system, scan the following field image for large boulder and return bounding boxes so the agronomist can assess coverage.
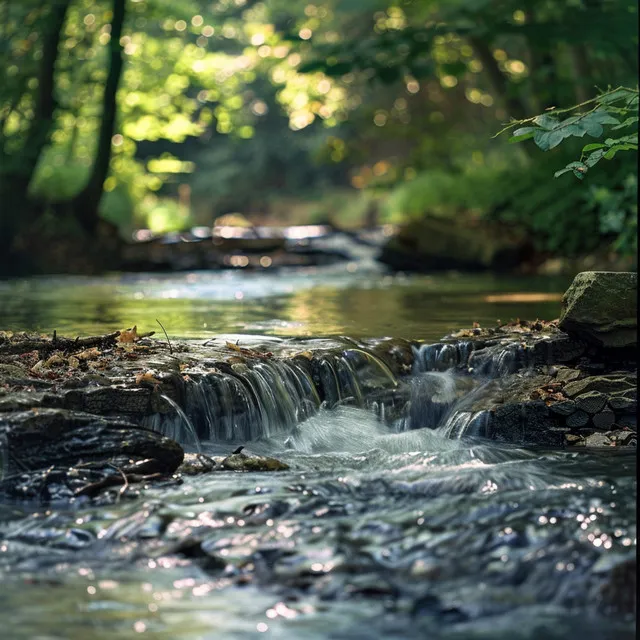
[559,271,637,348]
[378,215,530,272]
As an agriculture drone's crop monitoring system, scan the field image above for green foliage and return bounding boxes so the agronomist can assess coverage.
[503,87,638,179]
[588,173,638,255]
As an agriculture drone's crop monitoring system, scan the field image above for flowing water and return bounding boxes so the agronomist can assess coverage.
[0,264,635,639]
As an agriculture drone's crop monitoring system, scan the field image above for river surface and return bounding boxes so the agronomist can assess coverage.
[0,265,635,639]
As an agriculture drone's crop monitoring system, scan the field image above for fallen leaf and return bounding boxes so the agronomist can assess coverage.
[135,370,162,385]
[119,326,138,343]
[44,354,65,368]
[68,356,80,369]
[76,347,101,360]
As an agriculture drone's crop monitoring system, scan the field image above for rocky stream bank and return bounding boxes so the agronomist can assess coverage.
[0,271,635,505]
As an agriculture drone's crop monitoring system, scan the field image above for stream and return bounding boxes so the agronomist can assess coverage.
[0,265,635,639]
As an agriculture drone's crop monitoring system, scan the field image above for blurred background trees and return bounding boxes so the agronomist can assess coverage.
[0,0,637,271]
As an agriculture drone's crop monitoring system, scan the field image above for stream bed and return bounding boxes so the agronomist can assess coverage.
[0,266,635,639]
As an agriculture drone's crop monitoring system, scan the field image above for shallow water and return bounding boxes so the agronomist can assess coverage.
[0,265,635,639]
[0,266,568,340]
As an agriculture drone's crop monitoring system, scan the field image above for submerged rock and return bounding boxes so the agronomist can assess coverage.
[178,452,217,475]
[559,271,637,348]
[221,451,289,472]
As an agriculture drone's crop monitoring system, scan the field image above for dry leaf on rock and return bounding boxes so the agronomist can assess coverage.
[135,370,162,386]
[77,347,101,360]
[119,326,138,343]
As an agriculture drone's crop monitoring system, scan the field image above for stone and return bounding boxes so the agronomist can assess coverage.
[575,391,607,414]
[608,396,637,412]
[566,410,590,428]
[178,453,216,475]
[221,451,289,472]
[584,432,612,447]
[616,414,637,430]
[491,401,565,447]
[592,408,616,430]
[554,367,582,384]
[559,271,637,348]
[0,408,184,475]
[378,215,530,272]
[563,374,636,398]
[0,363,28,378]
[548,399,577,416]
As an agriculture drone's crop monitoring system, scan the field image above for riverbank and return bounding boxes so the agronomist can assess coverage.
[0,272,635,505]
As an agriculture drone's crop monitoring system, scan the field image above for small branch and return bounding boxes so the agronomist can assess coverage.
[493,86,638,138]
[156,319,173,354]
[0,331,121,355]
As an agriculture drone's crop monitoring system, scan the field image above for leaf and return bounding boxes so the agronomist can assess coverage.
[604,144,637,159]
[581,143,607,153]
[533,128,566,151]
[611,116,639,130]
[135,370,162,386]
[508,127,536,143]
[118,325,138,343]
[585,148,606,167]
[597,88,635,104]
[555,161,587,179]
[587,109,620,126]
[533,114,559,130]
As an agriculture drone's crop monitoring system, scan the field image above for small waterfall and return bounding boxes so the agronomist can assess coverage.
[413,338,531,377]
[157,394,202,452]
[394,371,472,432]
[144,347,401,445]
[440,410,492,439]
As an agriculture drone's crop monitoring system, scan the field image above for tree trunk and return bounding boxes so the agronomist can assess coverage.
[0,1,71,260]
[73,0,126,235]
[468,36,529,121]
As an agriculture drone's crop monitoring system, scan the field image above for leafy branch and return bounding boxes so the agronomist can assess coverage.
[495,86,638,179]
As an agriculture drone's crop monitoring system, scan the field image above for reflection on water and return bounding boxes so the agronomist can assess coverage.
[0,267,570,340]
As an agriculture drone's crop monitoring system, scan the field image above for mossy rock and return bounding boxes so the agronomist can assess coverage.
[221,451,289,472]
[559,271,637,348]
[379,215,529,272]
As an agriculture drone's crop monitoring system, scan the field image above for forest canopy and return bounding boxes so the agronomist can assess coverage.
[0,0,637,268]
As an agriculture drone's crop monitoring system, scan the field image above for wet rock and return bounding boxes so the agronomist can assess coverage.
[608,396,636,412]
[178,453,216,475]
[553,367,583,384]
[559,271,637,348]
[608,429,637,446]
[575,391,607,414]
[221,451,289,472]
[592,408,616,430]
[548,400,576,416]
[566,410,590,428]
[584,432,612,447]
[491,401,564,447]
[616,414,637,430]
[597,556,636,616]
[0,408,183,476]
[0,363,28,379]
[563,374,635,398]
[64,386,152,415]
[530,335,586,365]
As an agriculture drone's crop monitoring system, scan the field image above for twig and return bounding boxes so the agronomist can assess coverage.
[156,319,173,354]
[109,463,129,503]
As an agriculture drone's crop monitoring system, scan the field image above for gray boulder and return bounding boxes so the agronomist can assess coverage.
[559,271,637,348]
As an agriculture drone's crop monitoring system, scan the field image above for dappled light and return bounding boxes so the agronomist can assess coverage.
[0,2,637,639]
